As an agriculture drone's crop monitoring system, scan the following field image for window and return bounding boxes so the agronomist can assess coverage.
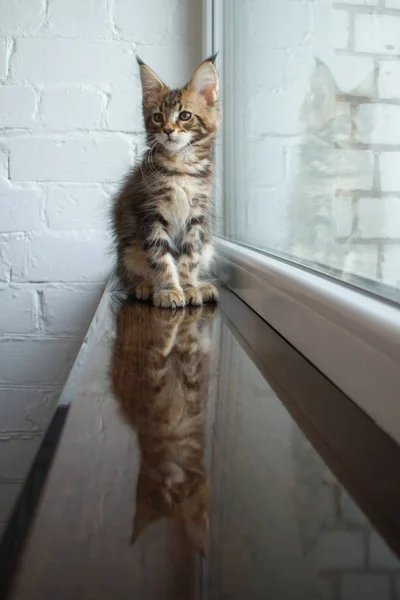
[206,0,400,445]
[216,0,400,303]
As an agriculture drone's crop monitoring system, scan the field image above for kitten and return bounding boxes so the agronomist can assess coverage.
[111,301,216,554]
[288,59,372,276]
[111,55,221,308]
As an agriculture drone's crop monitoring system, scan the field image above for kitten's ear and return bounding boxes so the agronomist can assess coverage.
[302,58,337,127]
[308,58,337,100]
[137,56,165,104]
[187,55,219,105]
[131,499,159,544]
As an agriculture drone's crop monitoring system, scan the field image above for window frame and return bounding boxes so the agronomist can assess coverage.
[205,0,400,446]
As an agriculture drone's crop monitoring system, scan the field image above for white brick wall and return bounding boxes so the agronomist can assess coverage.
[0,0,201,527]
[39,87,105,130]
[379,62,400,100]
[355,14,400,55]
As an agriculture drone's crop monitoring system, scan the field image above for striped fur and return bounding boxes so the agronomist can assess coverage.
[111,302,217,553]
[112,56,221,308]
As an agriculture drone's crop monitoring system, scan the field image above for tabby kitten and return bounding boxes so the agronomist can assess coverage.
[289,59,371,274]
[112,55,221,308]
[111,301,216,553]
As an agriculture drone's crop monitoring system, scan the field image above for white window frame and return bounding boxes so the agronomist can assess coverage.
[204,0,400,446]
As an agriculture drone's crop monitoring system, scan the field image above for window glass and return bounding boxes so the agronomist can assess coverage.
[220,0,400,301]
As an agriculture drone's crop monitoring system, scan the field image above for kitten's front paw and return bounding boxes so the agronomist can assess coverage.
[153,288,185,309]
[184,286,203,306]
[152,308,186,325]
[134,280,152,301]
[199,281,219,303]
[200,303,219,319]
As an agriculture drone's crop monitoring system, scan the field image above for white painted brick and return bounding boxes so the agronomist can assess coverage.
[344,245,379,280]
[340,491,366,524]
[0,86,36,128]
[355,14,400,55]
[0,339,81,386]
[313,532,364,568]
[331,9,350,51]
[379,62,400,100]
[13,234,111,283]
[290,147,374,191]
[0,180,43,232]
[0,288,37,335]
[0,38,6,79]
[241,139,285,187]
[42,285,104,337]
[357,104,400,145]
[386,0,400,8]
[0,145,8,177]
[8,135,132,182]
[107,88,143,132]
[241,48,286,89]
[13,39,135,85]
[40,88,104,130]
[245,90,302,136]
[359,197,400,238]
[380,153,400,192]
[46,185,110,230]
[239,188,288,251]
[243,0,311,48]
[0,0,45,36]
[382,245,400,287]
[136,45,203,89]
[336,56,375,97]
[47,0,112,38]
[338,0,377,4]
[6,237,28,282]
[287,54,374,97]
[0,437,42,480]
[369,530,400,568]
[113,0,202,45]
[0,244,8,281]
[0,388,59,432]
[333,195,353,238]
[342,575,390,600]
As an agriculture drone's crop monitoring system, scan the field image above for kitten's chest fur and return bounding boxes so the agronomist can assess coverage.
[167,176,205,237]
[164,175,211,241]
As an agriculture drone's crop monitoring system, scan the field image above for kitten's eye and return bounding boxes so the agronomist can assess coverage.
[179,111,192,121]
[153,113,163,123]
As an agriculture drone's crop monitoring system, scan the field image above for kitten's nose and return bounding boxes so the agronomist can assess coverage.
[164,128,174,136]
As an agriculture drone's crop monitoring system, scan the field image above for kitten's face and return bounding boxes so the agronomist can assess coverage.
[138,57,220,153]
[301,60,372,148]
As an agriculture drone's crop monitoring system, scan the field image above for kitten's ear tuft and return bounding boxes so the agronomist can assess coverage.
[187,58,219,105]
[137,58,165,104]
[207,52,218,65]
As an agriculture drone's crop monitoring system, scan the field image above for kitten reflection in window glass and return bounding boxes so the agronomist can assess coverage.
[289,59,373,280]
[111,301,216,554]
[111,55,220,309]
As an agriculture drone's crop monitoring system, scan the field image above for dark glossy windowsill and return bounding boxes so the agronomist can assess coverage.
[2,284,400,600]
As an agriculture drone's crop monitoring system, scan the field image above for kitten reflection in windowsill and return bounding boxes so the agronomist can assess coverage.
[111,300,216,555]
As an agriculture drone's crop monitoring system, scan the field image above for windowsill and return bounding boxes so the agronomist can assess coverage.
[216,237,400,446]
